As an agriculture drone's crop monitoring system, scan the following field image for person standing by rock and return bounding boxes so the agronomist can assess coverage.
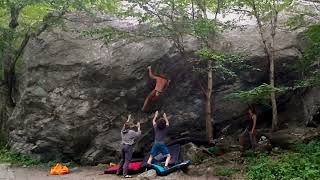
[147,111,171,169]
[116,114,141,178]
[142,66,170,112]
[248,106,257,149]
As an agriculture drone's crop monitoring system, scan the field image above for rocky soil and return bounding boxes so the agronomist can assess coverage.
[0,163,230,180]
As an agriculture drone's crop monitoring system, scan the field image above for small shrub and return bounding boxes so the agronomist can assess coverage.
[192,155,204,165]
[0,131,7,147]
[243,150,257,158]
[215,167,239,177]
[0,147,42,166]
[0,131,78,167]
[246,139,320,180]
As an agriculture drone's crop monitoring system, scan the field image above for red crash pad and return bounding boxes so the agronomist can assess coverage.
[104,161,144,174]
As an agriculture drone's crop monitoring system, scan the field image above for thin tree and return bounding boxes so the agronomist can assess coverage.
[238,0,293,131]
[193,0,222,143]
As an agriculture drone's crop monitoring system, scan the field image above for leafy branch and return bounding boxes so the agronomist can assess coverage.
[193,48,254,78]
[225,83,288,104]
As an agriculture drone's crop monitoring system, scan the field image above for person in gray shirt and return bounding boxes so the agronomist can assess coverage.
[147,111,171,169]
[116,114,141,178]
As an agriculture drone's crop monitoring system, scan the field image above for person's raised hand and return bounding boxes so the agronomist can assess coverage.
[155,110,159,117]
[147,66,151,70]
[136,122,140,128]
[163,112,167,118]
[127,114,131,122]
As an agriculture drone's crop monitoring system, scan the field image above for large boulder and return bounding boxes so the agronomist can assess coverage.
[268,127,320,149]
[6,11,320,163]
[181,143,209,164]
[137,169,157,180]
[278,88,320,128]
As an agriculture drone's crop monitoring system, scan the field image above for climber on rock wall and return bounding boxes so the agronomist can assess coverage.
[141,66,170,112]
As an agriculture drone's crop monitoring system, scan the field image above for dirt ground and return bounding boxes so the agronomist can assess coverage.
[0,164,224,180]
[0,164,114,180]
[0,146,246,180]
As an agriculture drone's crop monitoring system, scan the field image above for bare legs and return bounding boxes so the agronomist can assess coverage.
[142,90,160,111]
[147,154,171,167]
[147,155,153,164]
[249,131,257,149]
[164,154,171,167]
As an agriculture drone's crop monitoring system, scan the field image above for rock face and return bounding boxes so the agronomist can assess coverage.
[6,12,320,163]
[137,169,157,180]
[268,127,320,149]
[181,143,209,164]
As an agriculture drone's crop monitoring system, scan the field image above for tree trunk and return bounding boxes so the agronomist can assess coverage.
[270,2,279,131]
[270,37,278,131]
[265,40,279,132]
[270,58,278,131]
[199,0,214,144]
[2,48,16,107]
[191,0,195,20]
[252,0,279,131]
[1,47,16,133]
[3,5,22,109]
[0,82,7,130]
[0,5,22,130]
[206,60,214,143]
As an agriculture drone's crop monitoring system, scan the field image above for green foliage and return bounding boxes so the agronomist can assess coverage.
[304,24,320,68]
[286,14,306,30]
[0,136,78,167]
[285,0,319,30]
[292,138,320,154]
[0,130,75,167]
[123,0,193,52]
[81,27,131,45]
[246,139,320,180]
[306,24,320,44]
[0,147,42,166]
[0,131,7,148]
[0,63,3,80]
[215,167,239,177]
[123,0,236,53]
[0,131,41,166]
[66,0,120,13]
[225,83,288,104]
[246,155,277,180]
[292,24,320,88]
[195,48,250,77]
[196,48,226,61]
[294,75,320,89]
[125,0,190,28]
[192,18,218,39]
[236,0,293,23]
[190,153,205,165]
[208,146,217,155]
[0,146,79,167]
[243,149,257,158]
[0,2,54,79]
